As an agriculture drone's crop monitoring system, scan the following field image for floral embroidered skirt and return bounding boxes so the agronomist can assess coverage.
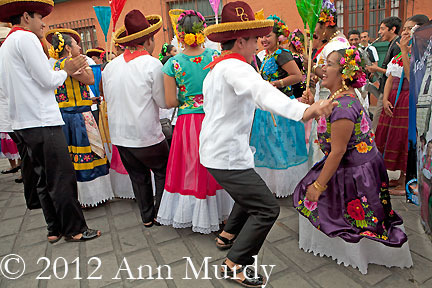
[157,113,234,234]
[375,77,409,172]
[61,111,114,206]
[293,149,408,248]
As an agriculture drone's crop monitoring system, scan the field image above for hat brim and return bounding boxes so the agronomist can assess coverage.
[86,49,105,58]
[114,15,162,47]
[0,0,54,22]
[45,28,81,44]
[204,19,274,43]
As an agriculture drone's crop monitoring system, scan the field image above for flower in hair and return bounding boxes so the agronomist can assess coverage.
[319,0,337,26]
[267,15,290,40]
[176,11,207,47]
[48,32,65,60]
[339,46,366,88]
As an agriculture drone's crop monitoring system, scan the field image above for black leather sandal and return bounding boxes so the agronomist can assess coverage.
[65,229,101,242]
[215,234,237,250]
[220,261,266,288]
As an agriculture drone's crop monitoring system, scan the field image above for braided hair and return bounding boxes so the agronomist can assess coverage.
[49,32,72,59]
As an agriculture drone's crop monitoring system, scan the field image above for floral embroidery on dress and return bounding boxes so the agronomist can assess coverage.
[191,56,203,64]
[260,48,292,95]
[192,94,203,107]
[355,141,372,153]
[296,197,319,224]
[344,198,375,228]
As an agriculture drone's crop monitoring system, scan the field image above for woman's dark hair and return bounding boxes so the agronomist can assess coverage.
[10,12,35,25]
[52,33,73,57]
[161,44,175,56]
[381,16,402,35]
[407,14,429,26]
[178,14,204,34]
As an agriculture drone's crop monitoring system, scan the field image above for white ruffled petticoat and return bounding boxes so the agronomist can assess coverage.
[77,174,115,207]
[255,162,309,198]
[157,189,234,234]
[298,216,413,274]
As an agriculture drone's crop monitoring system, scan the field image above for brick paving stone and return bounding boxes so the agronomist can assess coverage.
[85,233,114,257]
[375,271,418,288]
[118,226,149,254]
[279,216,299,235]
[25,213,46,231]
[0,235,16,256]
[109,199,134,215]
[83,206,108,220]
[87,253,121,288]
[148,225,180,244]
[421,277,432,288]
[2,272,40,288]
[407,233,432,262]
[0,200,8,208]
[275,239,331,273]
[133,279,169,288]
[0,217,23,237]
[268,272,316,288]
[113,212,141,230]
[117,249,158,284]
[408,252,432,285]
[51,242,80,268]
[266,222,296,243]
[171,261,216,288]
[158,239,191,265]
[0,191,12,200]
[16,242,47,275]
[310,267,363,288]
[44,263,81,288]
[2,205,26,219]
[188,233,226,262]
[19,228,48,247]
[345,264,392,286]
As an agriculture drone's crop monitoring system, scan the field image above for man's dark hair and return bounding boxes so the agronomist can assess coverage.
[221,37,250,51]
[9,12,35,26]
[407,14,429,26]
[380,16,402,35]
[348,30,360,38]
[221,39,236,50]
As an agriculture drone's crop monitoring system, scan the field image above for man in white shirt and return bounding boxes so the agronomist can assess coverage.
[0,0,100,242]
[103,10,169,227]
[200,2,336,287]
[360,31,379,64]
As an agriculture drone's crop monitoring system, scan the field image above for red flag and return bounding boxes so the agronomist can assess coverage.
[109,0,127,31]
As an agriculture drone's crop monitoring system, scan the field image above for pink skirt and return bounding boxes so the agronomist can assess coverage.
[164,113,222,199]
[0,133,19,160]
[111,145,128,175]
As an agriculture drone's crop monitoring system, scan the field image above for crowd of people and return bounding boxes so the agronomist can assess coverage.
[0,0,430,286]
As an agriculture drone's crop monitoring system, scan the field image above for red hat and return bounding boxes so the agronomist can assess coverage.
[86,47,105,58]
[204,1,273,43]
[45,28,81,44]
[114,10,162,47]
[0,0,54,22]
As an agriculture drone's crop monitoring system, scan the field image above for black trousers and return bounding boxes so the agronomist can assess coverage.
[8,132,41,209]
[117,140,169,223]
[14,126,87,237]
[207,168,280,265]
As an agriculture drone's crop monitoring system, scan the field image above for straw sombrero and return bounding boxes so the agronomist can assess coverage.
[114,10,162,47]
[204,1,273,43]
[45,27,81,44]
[0,0,54,22]
[86,47,105,58]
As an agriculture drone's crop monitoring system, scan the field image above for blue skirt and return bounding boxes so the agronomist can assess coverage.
[250,108,307,169]
[61,112,109,182]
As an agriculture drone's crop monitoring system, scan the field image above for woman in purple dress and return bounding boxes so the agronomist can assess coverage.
[294,47,412,274]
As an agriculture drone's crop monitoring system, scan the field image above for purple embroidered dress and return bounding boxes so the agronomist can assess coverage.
[294,94,408,247]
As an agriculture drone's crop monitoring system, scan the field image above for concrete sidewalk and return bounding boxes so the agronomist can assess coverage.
[0,159,431,288]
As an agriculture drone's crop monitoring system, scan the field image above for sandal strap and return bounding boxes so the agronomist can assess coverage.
[217,234,235,245]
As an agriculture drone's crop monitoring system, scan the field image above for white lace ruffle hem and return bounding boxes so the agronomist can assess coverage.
[255,161,308,198]
[157,189,234,234]
[298,215,413,274]
[77,174,115,207]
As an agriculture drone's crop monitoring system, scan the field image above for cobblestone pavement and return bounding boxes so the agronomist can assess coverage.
[0,159,431,288]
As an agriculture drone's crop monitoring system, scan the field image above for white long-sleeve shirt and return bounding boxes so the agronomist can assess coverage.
[199,58,309,170]
[0,30,67,130]
[102,53,166,148]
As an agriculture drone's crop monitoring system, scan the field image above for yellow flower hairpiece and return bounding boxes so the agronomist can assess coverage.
[48,32,65,60]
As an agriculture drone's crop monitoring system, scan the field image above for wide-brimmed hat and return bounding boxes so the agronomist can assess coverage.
[0,0,54,22]
[204,1,273,43]
[114,10,162,47]
[86,47,105,58]
[45,27,81,44]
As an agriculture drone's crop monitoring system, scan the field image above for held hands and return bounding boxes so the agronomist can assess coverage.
[302,99,338,121]
[383,99,394,117]
[63,55,88,76]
